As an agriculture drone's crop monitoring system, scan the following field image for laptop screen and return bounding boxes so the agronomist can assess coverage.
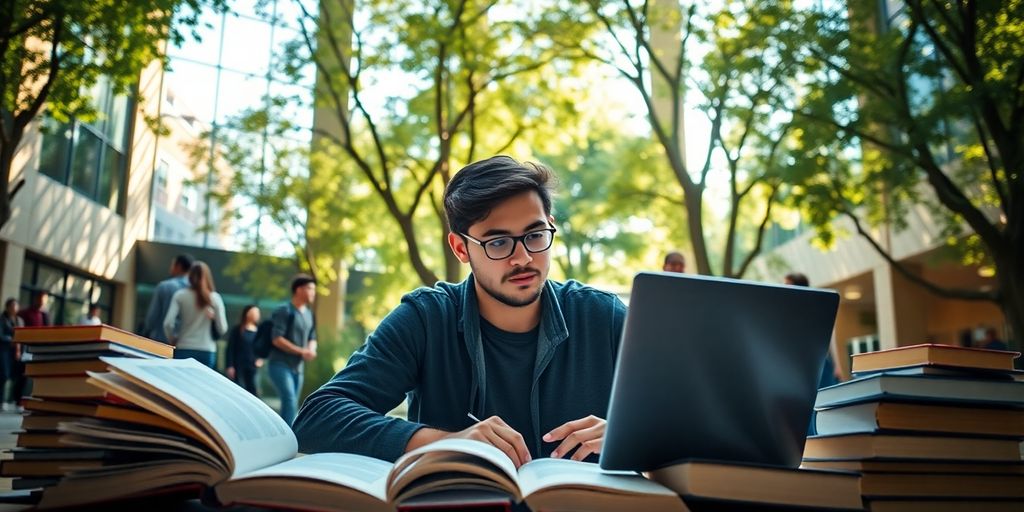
[600,272,839,471]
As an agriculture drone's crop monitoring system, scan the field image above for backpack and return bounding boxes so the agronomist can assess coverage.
[253,306,295,359]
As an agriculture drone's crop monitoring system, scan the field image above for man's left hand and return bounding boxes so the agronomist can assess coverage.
[543,415,606,461]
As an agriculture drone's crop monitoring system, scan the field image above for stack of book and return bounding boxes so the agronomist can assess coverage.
[803,343,1024,511]
[1,325,173,492]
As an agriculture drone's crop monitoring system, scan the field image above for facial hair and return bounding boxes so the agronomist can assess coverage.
[471,261,544,308]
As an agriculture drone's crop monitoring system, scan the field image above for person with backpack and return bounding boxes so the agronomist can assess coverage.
[225,305,262,396]
[164,261,227,369]
[267,274,318,425]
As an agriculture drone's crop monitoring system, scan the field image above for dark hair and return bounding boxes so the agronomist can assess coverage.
[174,254,195,273]
[785,272,810,287]
[291,274,317,294]
[188,261,216,309]
[239,304,258,332]
[4,297,17,309]
[443,155,555,236]
[88,302,100,311]
[663,251,685,265]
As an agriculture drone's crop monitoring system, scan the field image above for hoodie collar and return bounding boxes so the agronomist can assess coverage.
[457,274,569,346]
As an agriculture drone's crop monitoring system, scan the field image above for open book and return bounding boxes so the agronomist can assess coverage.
[39,358,687,511]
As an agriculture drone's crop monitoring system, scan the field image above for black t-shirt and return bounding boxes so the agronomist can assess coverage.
[479,317,540,458]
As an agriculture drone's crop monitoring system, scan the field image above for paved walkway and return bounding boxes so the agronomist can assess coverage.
[0,410,30,510]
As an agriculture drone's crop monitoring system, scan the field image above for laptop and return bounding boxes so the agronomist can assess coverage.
[599,272,839,471]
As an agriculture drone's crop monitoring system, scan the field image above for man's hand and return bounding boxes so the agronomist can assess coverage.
[544,415,606,461]
[448,416,532,468]
[302,348,316,361]
[254,358,264,368]
[225,366,236,380]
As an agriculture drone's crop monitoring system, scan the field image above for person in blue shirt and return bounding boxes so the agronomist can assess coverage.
[143,254,194,343]
[979,327,1009,352]
[293,156,627,467]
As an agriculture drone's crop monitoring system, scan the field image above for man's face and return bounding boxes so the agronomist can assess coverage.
[300,283,317,304]
[452,191,553,308]
[663,257,685,273]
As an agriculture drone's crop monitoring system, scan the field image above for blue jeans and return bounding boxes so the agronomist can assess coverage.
[268,359,303,425]
[174,349,217,369]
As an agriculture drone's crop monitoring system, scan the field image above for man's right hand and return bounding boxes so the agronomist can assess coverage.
[447,415,531,467]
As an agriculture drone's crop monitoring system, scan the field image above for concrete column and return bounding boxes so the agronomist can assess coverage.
[649,0,685,164]
[0,241,24,302]
[315,260,347,341]
[873,262,930,349]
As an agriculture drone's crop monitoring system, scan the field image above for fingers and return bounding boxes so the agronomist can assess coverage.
[545,416,606,459]
[570,438,602,461]
[485,416,531,466]
[544,415,600,443]
[484,429,524,468]
[462,416,531,467]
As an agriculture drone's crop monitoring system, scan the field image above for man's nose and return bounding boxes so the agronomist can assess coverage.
[508,239,533,266]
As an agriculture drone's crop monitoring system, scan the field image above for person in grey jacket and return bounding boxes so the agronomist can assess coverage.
[294,156,626,467]
[143,254,194,343]
[164,261,227,369]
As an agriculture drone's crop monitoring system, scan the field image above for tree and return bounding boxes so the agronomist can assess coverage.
[0,0,222,230]
[553,0,801,277]
[788,0,1024,342]
[273,0,576,287]
[539,126,680,284]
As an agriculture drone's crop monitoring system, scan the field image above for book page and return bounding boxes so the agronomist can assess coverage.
[518,458,678,498]
[387,439,520,502]
[100,357,296,477]
[228,452,391,502]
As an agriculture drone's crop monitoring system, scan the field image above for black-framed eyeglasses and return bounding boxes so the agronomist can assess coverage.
[462,227,557,260]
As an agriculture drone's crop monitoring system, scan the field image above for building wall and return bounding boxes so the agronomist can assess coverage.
[754,199,1006,366]
[0,57,166,329]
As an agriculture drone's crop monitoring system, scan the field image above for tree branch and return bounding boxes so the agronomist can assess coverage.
[14,13,63,129]
[735,183,779,278]
[841,207,996,302]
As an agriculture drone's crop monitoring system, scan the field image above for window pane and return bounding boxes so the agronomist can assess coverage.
[215,69,267,125]
[20,258,34,286]
[85,75,111,126]
[164,58,219,125]
[105,94,131,150]
[167,6,224,67]
[35,263,64,296]
[221,15,272,76]
[70,126,103,197]
[39,118,72,182]
[62,298,85,326]
[64,272,89,302]
[98,145,125,210]
[92,282,114,308]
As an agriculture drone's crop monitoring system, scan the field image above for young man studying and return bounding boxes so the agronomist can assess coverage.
[293,156,626,467]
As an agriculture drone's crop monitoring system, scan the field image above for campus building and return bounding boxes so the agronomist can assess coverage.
[0,3,347,337]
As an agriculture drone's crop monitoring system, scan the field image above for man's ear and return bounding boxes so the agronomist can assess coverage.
[448,232,470,263]
[548,214,556,228]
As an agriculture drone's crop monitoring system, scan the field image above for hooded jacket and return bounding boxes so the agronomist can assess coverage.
[293,275,627,462]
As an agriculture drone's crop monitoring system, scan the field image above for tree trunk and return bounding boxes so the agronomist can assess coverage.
[995,247,1024,355]
[396,214,439,286]
[0,139,14,231]
[680,183,711,275]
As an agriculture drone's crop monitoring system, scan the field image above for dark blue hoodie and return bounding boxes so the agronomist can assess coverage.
[293,275,627,462]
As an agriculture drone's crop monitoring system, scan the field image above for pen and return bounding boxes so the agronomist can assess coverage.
[467,412,482,423]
